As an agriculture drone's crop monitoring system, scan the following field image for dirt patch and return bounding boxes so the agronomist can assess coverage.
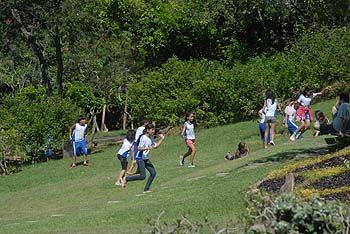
[293,154,350,173]
[310,171,350,190]
[259,176,304,192]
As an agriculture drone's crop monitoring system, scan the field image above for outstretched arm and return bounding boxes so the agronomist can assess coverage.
[154,134,165,148]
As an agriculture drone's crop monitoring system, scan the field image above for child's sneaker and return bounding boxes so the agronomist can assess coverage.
[143,189,154,194]
[83,161,88,166]
[295,132,302,140]
[115,180,122,186]
[179,156,184,166]
[289,134,296,141]
[269,141,275,146]
[70,163,76,168]
[188,164,196,168]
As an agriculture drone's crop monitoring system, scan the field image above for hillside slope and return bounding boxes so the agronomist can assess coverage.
[0,99,337,233]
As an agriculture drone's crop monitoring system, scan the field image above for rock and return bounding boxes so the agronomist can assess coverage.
[280,173,295,193]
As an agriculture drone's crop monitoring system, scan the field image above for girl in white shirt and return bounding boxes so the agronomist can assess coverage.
[262,89,281,148]
[180,111,197,167]
[115,130,135,186]
[291,86,329,140]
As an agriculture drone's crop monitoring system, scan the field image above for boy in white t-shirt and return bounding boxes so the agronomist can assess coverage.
[69,116,88,168]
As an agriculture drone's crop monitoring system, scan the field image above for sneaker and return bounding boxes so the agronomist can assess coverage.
[188,164,196,168]
[179,156,184,166]
[289,134,296,141]
[295,132,301,139]
[269,141,275,146]
[115,180,122,186]
[143,189,154,194]
[70,163,76,168]
[83,161,88,166]
[297,133,303,140]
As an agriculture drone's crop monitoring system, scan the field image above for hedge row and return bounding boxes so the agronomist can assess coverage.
[128,27,350,127]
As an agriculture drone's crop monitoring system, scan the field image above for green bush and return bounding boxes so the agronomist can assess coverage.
[246,193,350,234]
[0,86,77,158]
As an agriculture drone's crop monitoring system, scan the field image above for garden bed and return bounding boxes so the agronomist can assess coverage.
[258,148,350,201]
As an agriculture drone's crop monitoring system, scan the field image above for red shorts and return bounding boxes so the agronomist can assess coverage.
[186,139,195,145]
[296,106,313,121]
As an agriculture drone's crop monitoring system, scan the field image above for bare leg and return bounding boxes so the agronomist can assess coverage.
[188,144,197,165]
[118,169,126,182]
[83,155,88,165]
[270,123,275,142]
[126,161,137,175]
[71,156,77,167]
[264,123,269,148]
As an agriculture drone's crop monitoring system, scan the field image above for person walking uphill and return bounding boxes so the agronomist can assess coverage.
[121,123,165,193]
[69,116,89,168]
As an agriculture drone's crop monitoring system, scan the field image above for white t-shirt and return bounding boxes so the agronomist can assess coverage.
[184,121,195,140]
[265,99,277,117]
[74,123,87,141]
[135,126,145,142]
[284,105,296,120]
[117,139,133,157]
[297,93,319,108]
[258,109,266,124]
[138,135,157,159]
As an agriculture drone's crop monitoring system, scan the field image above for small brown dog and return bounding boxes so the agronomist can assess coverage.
[225,142,249,160]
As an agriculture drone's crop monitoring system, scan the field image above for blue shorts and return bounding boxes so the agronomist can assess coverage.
[287,119,298,135]
[72,140,88,156]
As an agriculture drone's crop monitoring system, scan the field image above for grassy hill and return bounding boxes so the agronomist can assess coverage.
[0,99,338,233]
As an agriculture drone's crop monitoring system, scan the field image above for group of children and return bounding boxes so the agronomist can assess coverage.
[257,86,350,148]
[115,111,197,193]
[69,85,350,193]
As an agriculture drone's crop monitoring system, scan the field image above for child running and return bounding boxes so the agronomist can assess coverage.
[126,119,149,175]
[115,130,135,186]
[284,99,299,139]
[121,123,165,193]
[180,111,197,168]
[258,109,270,144]
[290,86,329,141]
[262,89,281,148]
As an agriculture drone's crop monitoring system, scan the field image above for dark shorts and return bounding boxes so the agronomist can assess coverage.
[320,124,336,135]
[117,154,128,170]
[265,116,277,124]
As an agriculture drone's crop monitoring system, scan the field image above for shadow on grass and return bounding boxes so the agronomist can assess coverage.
[240,136,350,170]
[238,147,330,170]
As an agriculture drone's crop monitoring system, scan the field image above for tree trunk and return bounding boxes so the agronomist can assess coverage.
[101,103,108,132]
[123,86,129,130]
[11,9,52,97]
[55,25,64,98]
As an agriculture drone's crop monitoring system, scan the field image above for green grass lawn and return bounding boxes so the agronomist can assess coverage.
[0,99,337,233]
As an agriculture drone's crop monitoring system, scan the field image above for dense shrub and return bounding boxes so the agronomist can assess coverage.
[129,27,350,127]
[246,193,350,233]
[0,86,77,159]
